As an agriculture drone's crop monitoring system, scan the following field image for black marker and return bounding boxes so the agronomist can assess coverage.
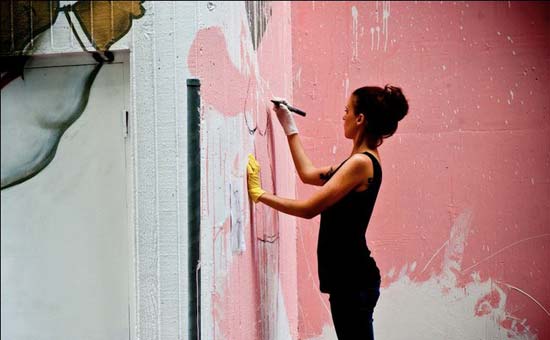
[271,100,307,117]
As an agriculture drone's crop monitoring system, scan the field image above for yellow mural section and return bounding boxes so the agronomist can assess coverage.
[70,1,145,51]
[0,0,144,55]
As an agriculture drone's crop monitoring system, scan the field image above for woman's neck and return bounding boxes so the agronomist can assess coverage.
[350,141,377,156]
[350,134,379,159]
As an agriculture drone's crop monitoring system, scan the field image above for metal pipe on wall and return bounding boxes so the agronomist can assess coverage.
[187,78,201,340]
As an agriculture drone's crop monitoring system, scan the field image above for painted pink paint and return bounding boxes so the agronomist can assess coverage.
[291,1,550,339]
[188,3,299,339]
[187,26,272,338]
[188,26,260,117]
[501,317,529,337]
[211,219,263,340]
[188,1,549,338]
[474,290,501,317]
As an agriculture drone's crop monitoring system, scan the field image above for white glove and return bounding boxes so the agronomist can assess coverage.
[272,98,298,136]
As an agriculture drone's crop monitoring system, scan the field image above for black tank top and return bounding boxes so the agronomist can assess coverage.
[317,151,382,293]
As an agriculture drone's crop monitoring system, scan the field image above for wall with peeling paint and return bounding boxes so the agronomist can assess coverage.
[291,1,549,340]
[190,2,549,339]
[1,2,195,339]
[2,1,548,340]
[187,2,298,339]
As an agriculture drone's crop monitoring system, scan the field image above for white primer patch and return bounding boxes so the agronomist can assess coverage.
[375,210,536,340]
[307,324,338,340]
[375,275,536,339]
[351,6,359,60]
[305,209,538,340]
[370,1,390,52]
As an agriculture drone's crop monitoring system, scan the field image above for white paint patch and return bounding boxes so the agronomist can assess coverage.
[344,77,349,98]
[351,6,359,61]
[370,1,390,52]
[370,27,376,51]
[375,275,535,339]
[196,2,249,72]
[306,209,538,339]
[295,67,302,88]
[275,277,293,340]
[306,324,338,340]
[376,26,381,51]
[203,107,250,294]
[230,182,246,252]
[382,1,390,52]
[375,210,537,340]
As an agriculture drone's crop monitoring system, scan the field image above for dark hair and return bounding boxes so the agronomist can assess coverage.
[352,84,408,148]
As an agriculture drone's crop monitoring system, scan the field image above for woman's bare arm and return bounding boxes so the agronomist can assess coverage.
[258,153,372,218]
[287,134,333,186]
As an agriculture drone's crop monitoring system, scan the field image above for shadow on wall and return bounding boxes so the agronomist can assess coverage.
[0,0,145,189]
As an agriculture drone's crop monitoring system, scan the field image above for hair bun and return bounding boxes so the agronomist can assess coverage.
[383,84,408,122]
[351,84,409,148]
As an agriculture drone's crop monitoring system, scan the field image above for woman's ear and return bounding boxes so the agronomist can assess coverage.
[356,113,366,126]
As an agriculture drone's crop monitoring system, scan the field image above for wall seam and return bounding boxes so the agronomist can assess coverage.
[172,2,182,339]
[130,13,141,340]
[151,1,161,338]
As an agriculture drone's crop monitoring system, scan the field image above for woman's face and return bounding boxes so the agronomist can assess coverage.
[343,95,358,139]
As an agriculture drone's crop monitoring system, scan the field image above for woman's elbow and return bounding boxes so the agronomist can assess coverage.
[304,212,317,220]
[301,207,320,219]
[298,168,319,185]
[297,172,311,185]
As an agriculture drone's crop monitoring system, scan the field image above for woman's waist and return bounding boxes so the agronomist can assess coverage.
[317,246,375,267]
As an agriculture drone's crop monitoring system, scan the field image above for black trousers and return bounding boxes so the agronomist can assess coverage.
[329,287,380,340]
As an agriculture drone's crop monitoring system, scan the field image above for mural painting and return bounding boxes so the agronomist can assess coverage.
[1,2,547,339]
[291,2,549,339]
[187,2,302,339]
[189,2,549,339]
[1,1,145,338]
[0,0,145,189]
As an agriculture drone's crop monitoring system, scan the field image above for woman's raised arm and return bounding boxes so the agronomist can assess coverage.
[273,102,332,186]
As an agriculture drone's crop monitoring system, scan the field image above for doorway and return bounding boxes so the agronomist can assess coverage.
[1,52,133,340]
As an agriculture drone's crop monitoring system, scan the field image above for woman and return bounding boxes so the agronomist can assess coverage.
[247,85,408,339]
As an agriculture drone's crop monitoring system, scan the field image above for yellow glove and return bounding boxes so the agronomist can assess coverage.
[247,154,266,203]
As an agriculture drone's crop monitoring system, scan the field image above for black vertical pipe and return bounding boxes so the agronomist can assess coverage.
[187,78,201,340]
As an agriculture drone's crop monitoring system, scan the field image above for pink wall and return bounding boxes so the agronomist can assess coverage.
[187,1,549,339]
[292,1,549,339]
[188,2,298,339]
